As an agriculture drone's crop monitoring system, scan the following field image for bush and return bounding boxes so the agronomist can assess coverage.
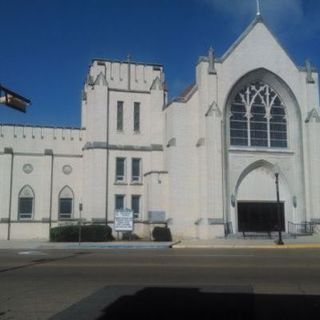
[50,224,114,242]
[122,232,141,241]
[152,226,172,242]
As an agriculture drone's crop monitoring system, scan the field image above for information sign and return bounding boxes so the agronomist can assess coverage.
[114,209,134,232]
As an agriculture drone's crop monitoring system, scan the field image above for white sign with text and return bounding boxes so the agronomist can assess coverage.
[114,209,134,232]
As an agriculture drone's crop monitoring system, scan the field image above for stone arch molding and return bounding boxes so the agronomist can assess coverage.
[223,67,302,121]
[19,185,34,198]
[233,160,291,200]
[59,186,74,199]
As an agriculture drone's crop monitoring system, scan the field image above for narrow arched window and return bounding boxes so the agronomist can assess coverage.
[58,186,74,220]
[270,95,287,148]
[18,185,34,220]
[230,82,287,148]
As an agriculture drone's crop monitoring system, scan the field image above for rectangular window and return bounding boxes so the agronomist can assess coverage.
[115,195,125,210]
[117,101,123,131]
[131,195,141,219]
[134,102,140,132]
[18,198,33,220]
[116,158,125,182]
[131,158,141,182]
[59,198,72,219]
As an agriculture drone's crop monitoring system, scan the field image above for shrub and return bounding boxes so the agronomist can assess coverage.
[50,224,114,242]
[122,232,141,241]
[152,226,172,242]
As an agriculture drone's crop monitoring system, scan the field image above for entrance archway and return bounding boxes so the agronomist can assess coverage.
[234,161,291,233]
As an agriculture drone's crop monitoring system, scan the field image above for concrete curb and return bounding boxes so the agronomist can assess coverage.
[62,242,173,249]
[172,243,320,249]
[0,241,175,250]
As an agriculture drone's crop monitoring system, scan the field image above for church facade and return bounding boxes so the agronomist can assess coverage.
[1,16,320,240]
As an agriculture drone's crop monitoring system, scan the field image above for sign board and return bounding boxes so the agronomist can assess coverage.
[148,210,166,223]
[114,209,134,232]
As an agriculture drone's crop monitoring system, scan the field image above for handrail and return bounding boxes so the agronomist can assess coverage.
[288,221,314,235]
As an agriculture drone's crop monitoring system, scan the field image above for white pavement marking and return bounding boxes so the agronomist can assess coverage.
[17,251,47,256]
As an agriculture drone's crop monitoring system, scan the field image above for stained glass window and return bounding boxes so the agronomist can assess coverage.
[230,82,287,148]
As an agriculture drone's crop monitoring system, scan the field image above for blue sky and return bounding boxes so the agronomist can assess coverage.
[0,0,319,127]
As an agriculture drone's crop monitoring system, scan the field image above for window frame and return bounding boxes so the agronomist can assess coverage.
[115,157,126,182]
[18,185,34,221]
[58,198,73,220]
[58,186,74,220]
[131,158,142,183]
[131,195,141,219]
[18,197,34,220]
[133,102,140,133]
[115,194,125,211]
[229,82,287,149]
[117,101,124,132]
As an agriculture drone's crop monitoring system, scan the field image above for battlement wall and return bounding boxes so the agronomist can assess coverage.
[88,59,164,92]
[0,124,85,155]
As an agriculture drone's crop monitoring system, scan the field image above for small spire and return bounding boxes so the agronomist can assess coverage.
[208,46,216,74]
[127,53,131,63]
[306,59,315,84]
[256,0,261,16]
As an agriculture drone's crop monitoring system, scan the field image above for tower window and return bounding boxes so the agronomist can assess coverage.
[116,158,126,182]
[117,101,124,131]
[134,102,140,132]
[115,195,125,210]
[132,158,141,182]
[131,195,141,219]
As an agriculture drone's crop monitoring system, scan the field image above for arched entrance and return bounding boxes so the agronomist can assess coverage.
[234,161,291,233]
[223,68,305,235]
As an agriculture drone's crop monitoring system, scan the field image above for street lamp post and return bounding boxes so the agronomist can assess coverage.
[275,173,284,245]
[0,84,31,112]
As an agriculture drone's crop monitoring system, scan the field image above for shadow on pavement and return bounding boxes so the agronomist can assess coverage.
[51,286,320,320]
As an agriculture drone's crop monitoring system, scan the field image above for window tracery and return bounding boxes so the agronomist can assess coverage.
[230,82,287,148]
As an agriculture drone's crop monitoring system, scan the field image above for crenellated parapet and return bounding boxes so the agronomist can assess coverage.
[83,59,165,94]
[0,124,85,154]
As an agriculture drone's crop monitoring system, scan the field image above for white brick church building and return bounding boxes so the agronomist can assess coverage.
[1,15,320,240]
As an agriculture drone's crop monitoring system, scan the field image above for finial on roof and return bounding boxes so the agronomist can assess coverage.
[306,59,315,84]
[256,0,261,16]
[127,54,131,63]
[208,46,216,74]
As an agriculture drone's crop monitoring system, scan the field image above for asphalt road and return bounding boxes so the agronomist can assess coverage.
[1,248,320,319]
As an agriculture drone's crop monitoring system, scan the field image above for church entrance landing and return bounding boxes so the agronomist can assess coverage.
[238,201,285,232]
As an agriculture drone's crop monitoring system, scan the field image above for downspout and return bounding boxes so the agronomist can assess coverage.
[106,88,110,224]
[97,61,110,225]
[45,149,54,230]
[5,148,14,240]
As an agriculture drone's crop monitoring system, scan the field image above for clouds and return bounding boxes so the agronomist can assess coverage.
[198,0,304,31]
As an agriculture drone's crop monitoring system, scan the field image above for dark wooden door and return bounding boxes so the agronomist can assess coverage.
[238,202,285,232]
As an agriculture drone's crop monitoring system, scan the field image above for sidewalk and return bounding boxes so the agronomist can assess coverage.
[173,234,320,249]
[0,240,175,250]
[1,234,320,250]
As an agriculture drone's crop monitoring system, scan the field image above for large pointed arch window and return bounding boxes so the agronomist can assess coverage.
[58,186,74,220]
[18,185,34,220]
[230,82,287,148]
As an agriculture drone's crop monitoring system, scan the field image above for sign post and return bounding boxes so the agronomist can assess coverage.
[78,203,83,246]
[114,209,134,240]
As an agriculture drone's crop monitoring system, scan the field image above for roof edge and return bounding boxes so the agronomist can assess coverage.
[220,15,299,70]
[220,15,264,61]
[164,84,198,110]
[92,58,163,68]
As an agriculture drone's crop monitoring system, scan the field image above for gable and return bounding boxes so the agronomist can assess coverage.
[221,17,298,73]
